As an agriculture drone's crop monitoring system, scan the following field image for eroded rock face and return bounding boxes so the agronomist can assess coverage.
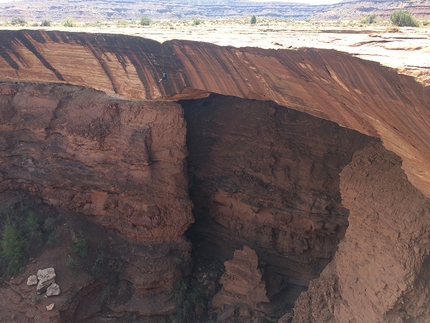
[183,94,373,287]
[0,82,192,243]
[0,30,430,322]
[1,30,429,201]
[0,82,193,321]
[293,142,430,323]
[212,246,269,309]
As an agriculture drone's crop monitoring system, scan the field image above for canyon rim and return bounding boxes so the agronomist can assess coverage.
[0,20,429,323]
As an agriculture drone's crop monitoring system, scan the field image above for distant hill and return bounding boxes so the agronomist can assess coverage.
[0,0,429,22]
[313,0,430,21]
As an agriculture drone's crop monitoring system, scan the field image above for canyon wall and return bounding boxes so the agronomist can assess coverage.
[0,82,192,321]
[0,30,429,199]
[293,142,430,323]
[0,30,430,322]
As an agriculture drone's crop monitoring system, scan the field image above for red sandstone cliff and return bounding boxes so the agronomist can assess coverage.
[1,30,429,200]
[0,30,430,322]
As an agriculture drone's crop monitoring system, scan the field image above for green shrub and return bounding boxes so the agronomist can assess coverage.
[250,15,257,25]
[0,204,52,276]
[360,13,377,24]
[117,20,130,26]
[41,19,51,27]
[390,10,419,27]
[192,18,201,26]
[31,295,40,306]
[72,231,88,258]
[24,211,43,245]
[169,280,206,322]
[66,254,75,269]
[140,16,151,26]
[62,17,77,27]
[1,222,27,275]
[10,17,26,26]
[91,246,107,277]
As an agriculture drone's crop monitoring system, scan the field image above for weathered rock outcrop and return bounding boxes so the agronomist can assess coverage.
[0,82,192,242]
[0,30,429,201]
[211,246,269,309]
[0,81,192,321]
[293,142,430,323]
[184,94,372,284]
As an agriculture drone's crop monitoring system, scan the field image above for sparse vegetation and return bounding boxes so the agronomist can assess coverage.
[0,204,47,276]
[140,16,151,26]
[1,222,27,275]
[31,294,40,306]
[10,17,27,26]
[41,19,52,26]
[62,17,77,27]
[390,10,419,27]
[91,245,107,278]
[24,211,44,245]
[169,280,206,322]
[66,254,76,269]
[116,19,130,27]
[360,13,377,24]
[192,18,201,26]
[250,15,257,25]
[71,231,88,258]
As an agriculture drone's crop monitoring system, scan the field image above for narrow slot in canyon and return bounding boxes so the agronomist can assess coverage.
[179,93,375,320]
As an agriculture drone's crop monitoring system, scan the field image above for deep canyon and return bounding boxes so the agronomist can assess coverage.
[0,30,429,322]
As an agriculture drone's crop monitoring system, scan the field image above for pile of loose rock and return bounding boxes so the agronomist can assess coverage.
[27,267,61,311]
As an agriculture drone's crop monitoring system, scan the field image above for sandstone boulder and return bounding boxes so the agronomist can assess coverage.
[36,268,56,294]
[46,303,55,311]
[26,275,38,286]
[46,283,61,297]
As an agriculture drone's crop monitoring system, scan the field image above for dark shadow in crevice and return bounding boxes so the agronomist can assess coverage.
[179,93,378,319]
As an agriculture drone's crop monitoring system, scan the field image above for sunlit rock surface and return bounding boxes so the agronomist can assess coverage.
[0,29,430,322]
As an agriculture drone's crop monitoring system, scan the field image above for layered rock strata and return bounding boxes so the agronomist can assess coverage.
[293,142,430,323]
[0,82,192,321]
[211,246,269,309]
[183,94,372,286]
[0,82,192,243]
[0,30,429,201]
[0,30,430,322]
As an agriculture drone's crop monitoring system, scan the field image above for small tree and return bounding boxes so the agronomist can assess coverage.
[62,17,77,27]
[41,19,51,27]
[10,17,26,26]
[1,222,27,275]
[250,15,257,25]
[140,16,151,26]
[360,13,377,24]
[192,18,201,26]
[390,10,419,27]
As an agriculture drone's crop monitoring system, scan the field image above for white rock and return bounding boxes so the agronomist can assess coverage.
[46,303,55,311]
[26,275,38,286]
[36,268,56,294]
[46,283,61,297]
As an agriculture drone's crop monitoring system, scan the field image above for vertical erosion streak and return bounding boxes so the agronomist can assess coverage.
[85,42,119,93]
[16,33,65,81]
